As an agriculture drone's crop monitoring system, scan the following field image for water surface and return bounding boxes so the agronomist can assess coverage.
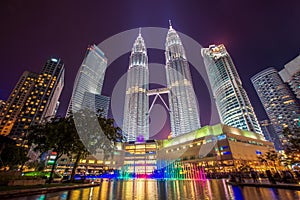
[11,179,300,200]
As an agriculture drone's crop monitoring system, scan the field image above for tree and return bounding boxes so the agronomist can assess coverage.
[258,155,268,170]
[27,116,77,183]
[282,127,300,167]
[0,135,28,170]
[258,150,281,171]
[69,109,124,181]
[27,108,125,183]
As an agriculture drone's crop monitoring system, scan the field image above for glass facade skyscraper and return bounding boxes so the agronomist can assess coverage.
[201,44,262,134]
[165,23,201,137]
[68,45,107,115]
[123,32,149,142]
[82,92,110,118]
[251,67,300,139]
[259,120,282,150]
[279,54,300,100]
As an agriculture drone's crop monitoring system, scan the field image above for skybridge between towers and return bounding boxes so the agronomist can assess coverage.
[147,88,170,114]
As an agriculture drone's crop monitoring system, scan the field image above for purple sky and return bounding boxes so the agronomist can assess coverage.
[1,0,300,130]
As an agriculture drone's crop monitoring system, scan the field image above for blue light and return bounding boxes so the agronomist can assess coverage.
[217,134,226,140]
[51,58,58,62]
[256,150,262,155]
[223,151,231,155]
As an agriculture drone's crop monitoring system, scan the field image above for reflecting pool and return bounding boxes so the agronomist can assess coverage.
[11,179,300,200]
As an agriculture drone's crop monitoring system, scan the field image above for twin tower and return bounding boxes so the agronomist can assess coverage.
[123,23,200,141]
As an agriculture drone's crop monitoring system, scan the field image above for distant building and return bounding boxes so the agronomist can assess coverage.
[82,92,110,118]
[0,71,38,136]
[123,31,149,142]
[279,54,300,100]
[10,58,64,141]
[201,44,262,135]
[68,45,107,115]
[259,120,282,150]
[251,67,300,140]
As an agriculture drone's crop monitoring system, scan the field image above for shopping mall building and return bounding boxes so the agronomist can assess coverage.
[55,124,275,177]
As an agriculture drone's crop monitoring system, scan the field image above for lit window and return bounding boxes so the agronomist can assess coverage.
[97,160,103,164]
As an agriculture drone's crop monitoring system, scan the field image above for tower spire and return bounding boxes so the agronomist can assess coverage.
[169,20,172,29]
[138,27,141,36]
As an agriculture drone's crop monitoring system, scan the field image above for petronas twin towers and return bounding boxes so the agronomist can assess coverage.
[123,23,201,142]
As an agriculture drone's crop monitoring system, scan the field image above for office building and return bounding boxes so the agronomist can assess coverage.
[165,22,201,137]
[123,31,149,141]
[279,54,300,100]
[260,120,282,150]
[251,67,300,139]
[68,45,107,115]
[10,58,64,140]
[201,44,262,134]
[0,71,38,136]
[82,92,110,118]
[0,100,5,112]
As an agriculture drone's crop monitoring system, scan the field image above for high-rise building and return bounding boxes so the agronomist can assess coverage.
[123,31,149,141]
[68,45,107,115]
[251,67,300,139]
[279,54,300,100]
[10,58,64,140]
[201,44,262,134]
[0,100,5,112]
[260,120,282,150]
[0,71,38,136]
[165,23,201,137]
[82,92,110,118]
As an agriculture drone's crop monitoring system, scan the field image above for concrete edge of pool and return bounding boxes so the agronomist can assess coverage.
[226,181,300,190]
[0,182,100,199]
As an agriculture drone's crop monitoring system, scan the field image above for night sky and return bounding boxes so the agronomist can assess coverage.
[1,1,300,133]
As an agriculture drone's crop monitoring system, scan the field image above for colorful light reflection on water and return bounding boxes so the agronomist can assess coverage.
[11,179,300,200]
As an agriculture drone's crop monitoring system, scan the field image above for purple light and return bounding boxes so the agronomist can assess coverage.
[137,135,144,142]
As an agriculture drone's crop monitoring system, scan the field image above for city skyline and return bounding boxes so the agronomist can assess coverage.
[1,2,300,199]
[1,1,300,124]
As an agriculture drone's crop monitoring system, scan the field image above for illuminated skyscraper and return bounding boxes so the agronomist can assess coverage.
[0,100,5,112]
[201,44,262,134]
[82,92,110,118]
[68,45,107,115]
[0,71,38,136]
[165,22,201,137]
[279,54,300,100]
[251,67,300,139]
[259,120,282,150]
[10,58,64,140]
[123,31,149,141]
